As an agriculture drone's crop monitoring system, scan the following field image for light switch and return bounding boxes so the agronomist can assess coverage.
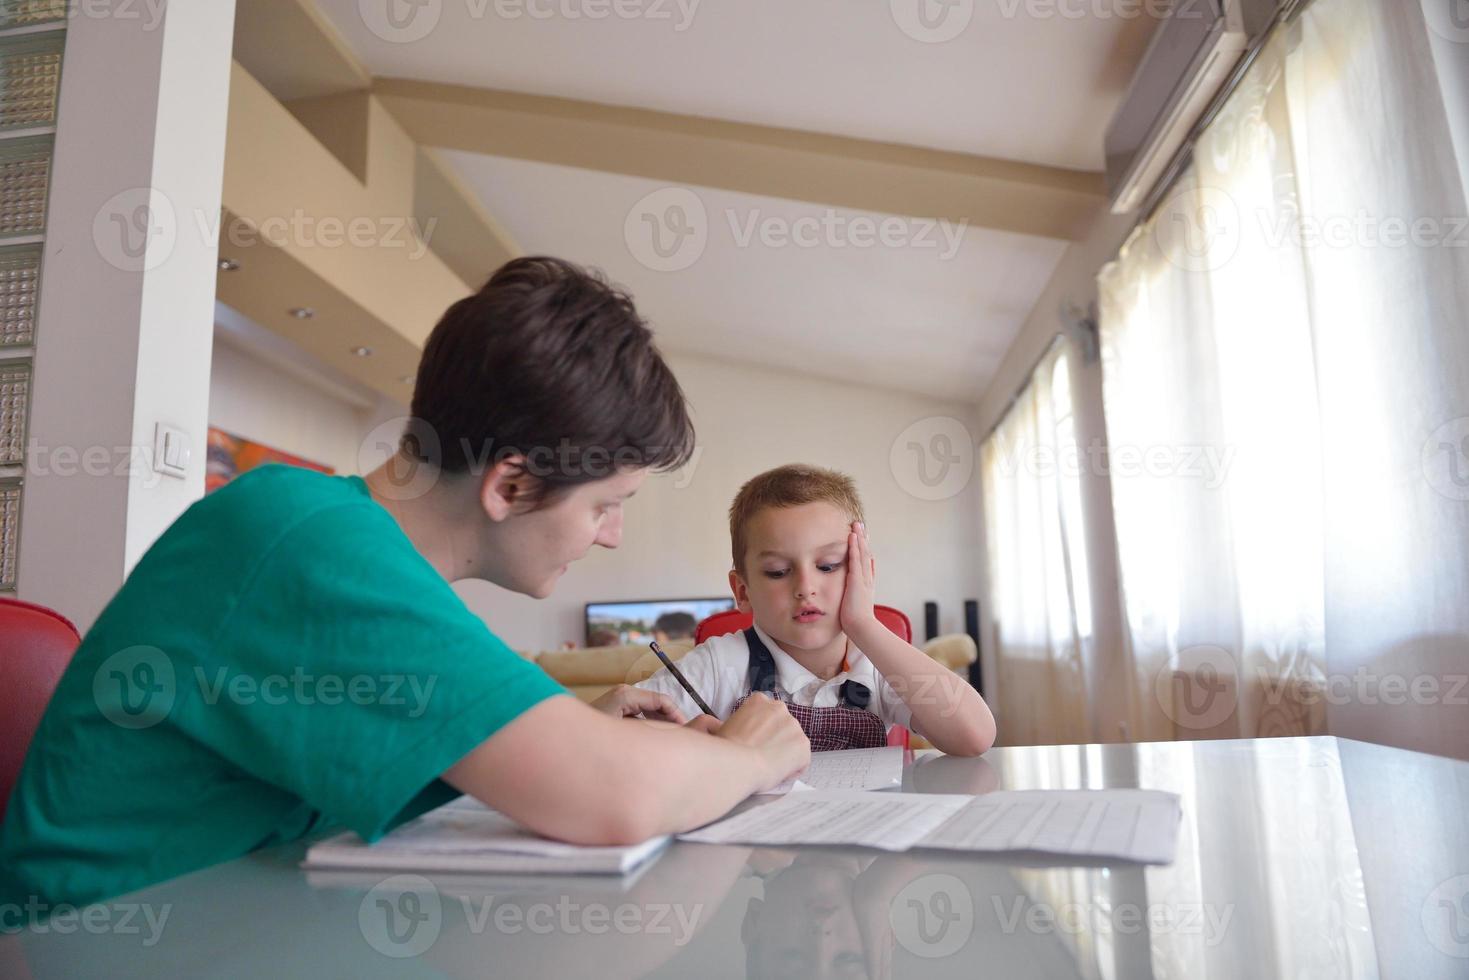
[153,423,189,480]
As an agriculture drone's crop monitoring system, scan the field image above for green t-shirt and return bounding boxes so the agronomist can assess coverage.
[0,465,566,912]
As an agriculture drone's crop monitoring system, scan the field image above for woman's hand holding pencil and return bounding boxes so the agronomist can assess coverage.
[645,640,807,786]
[714,694,810,788]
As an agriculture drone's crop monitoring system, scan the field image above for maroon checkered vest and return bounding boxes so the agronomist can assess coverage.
[730,627,888,752]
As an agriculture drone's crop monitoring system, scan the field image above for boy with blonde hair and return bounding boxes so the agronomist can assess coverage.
[639,464,995,755]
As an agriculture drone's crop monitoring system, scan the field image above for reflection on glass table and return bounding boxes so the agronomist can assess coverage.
[7,736,1467,979]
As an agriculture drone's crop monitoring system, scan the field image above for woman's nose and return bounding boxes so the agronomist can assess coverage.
[595,510,623,548]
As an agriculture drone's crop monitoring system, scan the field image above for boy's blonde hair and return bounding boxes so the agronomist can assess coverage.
[728,464,865,574]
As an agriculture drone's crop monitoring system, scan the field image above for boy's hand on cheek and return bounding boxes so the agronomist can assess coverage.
[838,521,878,636]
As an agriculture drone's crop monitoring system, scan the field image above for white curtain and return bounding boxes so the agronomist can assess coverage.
[980,339,1091,746]
[1098,0,1469,752]
[1293,0,1469,760]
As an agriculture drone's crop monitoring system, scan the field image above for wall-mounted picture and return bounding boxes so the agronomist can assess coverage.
[205,427,334,494]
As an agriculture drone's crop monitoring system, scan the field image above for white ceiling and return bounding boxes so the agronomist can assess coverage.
[316,0,1152,171]
[308,1,1152,402]
[439,152,1067,400]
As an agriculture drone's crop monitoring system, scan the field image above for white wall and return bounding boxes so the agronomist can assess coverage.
[209,339,372,477]
[454,350,986,653]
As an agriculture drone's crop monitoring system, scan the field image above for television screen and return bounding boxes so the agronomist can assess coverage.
[584,597,736,647]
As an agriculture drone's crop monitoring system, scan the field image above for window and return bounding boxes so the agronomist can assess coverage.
[980,338,1091,746]
[1097,0,1469,750]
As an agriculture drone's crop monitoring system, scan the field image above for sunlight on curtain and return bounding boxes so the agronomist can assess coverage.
[980,340,1091,746]
[1099,8,1345,743]
[1286,0,1469,760]
[983,0,1462,973]
[1101,0,1469,755]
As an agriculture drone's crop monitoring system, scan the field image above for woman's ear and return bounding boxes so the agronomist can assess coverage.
[480,456,532,522]
[728,568,753,614]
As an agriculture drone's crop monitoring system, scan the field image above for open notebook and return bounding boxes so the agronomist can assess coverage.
[304,797,670,876]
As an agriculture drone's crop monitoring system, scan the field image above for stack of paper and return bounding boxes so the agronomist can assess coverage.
[304,797,670,875]
[302,763,1182,874]
[680,788,1183,864]
[758,746,905,795]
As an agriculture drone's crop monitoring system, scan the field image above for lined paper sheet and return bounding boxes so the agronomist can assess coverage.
[681,789,1183,864]
[757,747,906,795]
[681,792,970,851]
[922,790,1182,864]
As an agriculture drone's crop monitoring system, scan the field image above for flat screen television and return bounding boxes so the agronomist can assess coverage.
[584,597,736,648]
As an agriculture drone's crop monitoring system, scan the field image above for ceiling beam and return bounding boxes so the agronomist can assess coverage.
[414,147,520,289]
[220,62,470,401]
[231,0,371,101]
[373,78,1106,241]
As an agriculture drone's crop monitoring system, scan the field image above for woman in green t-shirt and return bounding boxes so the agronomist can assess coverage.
[0,257,809,914]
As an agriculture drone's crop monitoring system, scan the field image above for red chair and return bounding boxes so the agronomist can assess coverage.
[695,605,912,645]
[694,605,914,747]
[0,598,81,823]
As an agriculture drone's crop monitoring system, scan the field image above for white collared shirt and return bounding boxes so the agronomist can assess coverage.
[636,623,916,732]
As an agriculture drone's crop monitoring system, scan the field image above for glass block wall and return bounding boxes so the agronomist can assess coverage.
[0,7,64,593]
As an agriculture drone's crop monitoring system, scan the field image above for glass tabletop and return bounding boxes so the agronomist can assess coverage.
[6,735,1467,979]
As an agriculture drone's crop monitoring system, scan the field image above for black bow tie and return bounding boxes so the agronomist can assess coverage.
[839,680,872,710]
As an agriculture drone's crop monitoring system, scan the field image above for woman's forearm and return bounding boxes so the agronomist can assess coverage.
[445,695,796,845]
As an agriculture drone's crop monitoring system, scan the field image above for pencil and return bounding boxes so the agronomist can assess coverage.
[648,640,716,717]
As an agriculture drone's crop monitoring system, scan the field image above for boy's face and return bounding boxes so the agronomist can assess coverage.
[742,855,868,979]
[730,501,852,654]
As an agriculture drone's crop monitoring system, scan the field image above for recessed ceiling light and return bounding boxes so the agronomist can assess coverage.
[352,346,373,357]
[218,258,240,272]
[288,307,314,319]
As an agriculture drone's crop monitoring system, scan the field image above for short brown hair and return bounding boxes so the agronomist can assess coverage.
[408,256,695,507]
[728,464,865,574]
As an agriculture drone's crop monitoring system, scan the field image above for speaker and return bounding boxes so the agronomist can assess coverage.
[964,599,983,695]
[923,601,939,641]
